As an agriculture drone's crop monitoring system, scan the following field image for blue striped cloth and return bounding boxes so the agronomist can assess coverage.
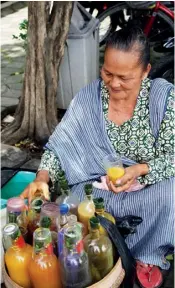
[46,78,173,184]
[46,78,174,269]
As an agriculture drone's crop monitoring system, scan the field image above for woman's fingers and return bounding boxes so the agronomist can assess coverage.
[37,182,50,201]
[110,179,134,193]
[20,182,50,204]
[115,173,133,186]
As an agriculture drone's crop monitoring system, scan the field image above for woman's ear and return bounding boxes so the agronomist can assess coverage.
[142,63,151,80]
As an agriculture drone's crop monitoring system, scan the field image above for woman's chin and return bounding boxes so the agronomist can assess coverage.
[110,90,127,100]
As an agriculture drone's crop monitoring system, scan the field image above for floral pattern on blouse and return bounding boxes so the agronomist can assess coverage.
[38,79,174,186]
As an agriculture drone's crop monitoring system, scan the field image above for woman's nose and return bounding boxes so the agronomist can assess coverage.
[110,76,121,88]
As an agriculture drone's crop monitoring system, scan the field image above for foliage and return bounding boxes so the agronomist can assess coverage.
[13,19,28,51]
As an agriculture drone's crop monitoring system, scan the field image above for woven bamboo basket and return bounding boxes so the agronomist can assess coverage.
[2,257,125,288]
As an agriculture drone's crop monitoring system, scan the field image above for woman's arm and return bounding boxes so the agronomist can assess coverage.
[37,149,62,186]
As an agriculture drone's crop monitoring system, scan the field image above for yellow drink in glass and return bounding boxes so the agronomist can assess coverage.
[107,166,125,184]
[103,153,125,185]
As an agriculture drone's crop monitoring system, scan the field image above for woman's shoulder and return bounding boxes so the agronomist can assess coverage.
[149,77,174,105]
[72,78,101,104]
[150,77,174,92]
[149,78,174,138]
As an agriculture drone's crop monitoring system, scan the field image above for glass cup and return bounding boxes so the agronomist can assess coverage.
[103,153,125,185]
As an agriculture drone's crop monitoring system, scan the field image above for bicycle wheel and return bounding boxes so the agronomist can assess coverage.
[150,54,174,84]
[97,3,128,46]
[148,10,174,46]
[98,2,174,47]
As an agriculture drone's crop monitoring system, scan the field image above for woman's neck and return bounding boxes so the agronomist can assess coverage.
[108,94,138,126]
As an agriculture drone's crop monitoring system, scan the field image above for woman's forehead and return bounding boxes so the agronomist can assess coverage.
[104,47,141,71]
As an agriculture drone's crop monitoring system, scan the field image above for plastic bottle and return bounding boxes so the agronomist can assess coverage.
[93,197,115,236]
[60,203,69,228]
[58,214,83,256]
[56,171,80,216]
[40,202,60,257]
[29,227,62,288]
[6,197,28,240]
[27,197,45,244]
[78,184,95,235]
[60,227,92,288]
[83,217,114,283]
[3,223,32,288]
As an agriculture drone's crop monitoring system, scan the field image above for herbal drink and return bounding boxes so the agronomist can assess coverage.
[60,227,92,288]
[27,197,45,244]
[103,153,125,184]
[84,217,114,283]
[40,202,60,256]
[3,223,32,288]
[78,184,95,236]
[93,197,115,236]
[29,228,62,288]
[6,197,28,240]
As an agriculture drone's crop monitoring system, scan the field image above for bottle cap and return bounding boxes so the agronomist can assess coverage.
[89,217,100,229]
[60,203,69,215]
[31,197,44,212]
[84,184,93,195]
[41,202,59,217]
[3,223,18,235]
[34,227,51,241]
[68,214,77,224]
[93,197,104,209]
[7,197,25,212]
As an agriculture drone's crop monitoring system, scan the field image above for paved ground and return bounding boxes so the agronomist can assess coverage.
[1,2,28,113]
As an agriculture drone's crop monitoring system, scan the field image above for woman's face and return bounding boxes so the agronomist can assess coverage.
[101,47,151,101]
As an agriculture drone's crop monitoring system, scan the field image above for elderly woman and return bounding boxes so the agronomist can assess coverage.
[21,27,174,288]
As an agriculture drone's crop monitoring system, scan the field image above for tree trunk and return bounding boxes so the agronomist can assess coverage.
[1,1,73,145]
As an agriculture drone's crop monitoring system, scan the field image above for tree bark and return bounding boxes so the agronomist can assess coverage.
[1,1,73,145]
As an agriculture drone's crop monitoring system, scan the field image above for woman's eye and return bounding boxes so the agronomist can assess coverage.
[106,72,112,77]
[121,77,132,81]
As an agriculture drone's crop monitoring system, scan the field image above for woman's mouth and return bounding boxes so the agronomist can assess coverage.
[110,87,122,93]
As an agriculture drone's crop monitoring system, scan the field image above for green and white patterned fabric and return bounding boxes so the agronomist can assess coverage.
[39,78,174,186]
[101,78,174,185]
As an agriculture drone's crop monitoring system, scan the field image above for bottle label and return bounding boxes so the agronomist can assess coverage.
[76,240,84,253]
[15,234,25,248]
[45,243,53,255]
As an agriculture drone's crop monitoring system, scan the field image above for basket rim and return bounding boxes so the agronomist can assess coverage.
[2,256,125,288]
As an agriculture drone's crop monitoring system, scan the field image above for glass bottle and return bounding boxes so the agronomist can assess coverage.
[83,217,114,283]
[28,228,62,288]
[58,214,83,257]
[93,197,115,236]
[6,197,28,240]
[3,223,32,288]
[78,184,95,236]
[27,197,45,244]
[56,170,80,216]
[40,202,60,257]
[60,227,92,288]
[60,203,69,228]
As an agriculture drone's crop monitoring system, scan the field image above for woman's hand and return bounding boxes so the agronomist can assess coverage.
[106,164,149,193]
[20,170,50,204]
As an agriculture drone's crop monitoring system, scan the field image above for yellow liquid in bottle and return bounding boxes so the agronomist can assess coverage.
[107,167,125,184]
[78,201,95,236]
[94,210,115,236]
